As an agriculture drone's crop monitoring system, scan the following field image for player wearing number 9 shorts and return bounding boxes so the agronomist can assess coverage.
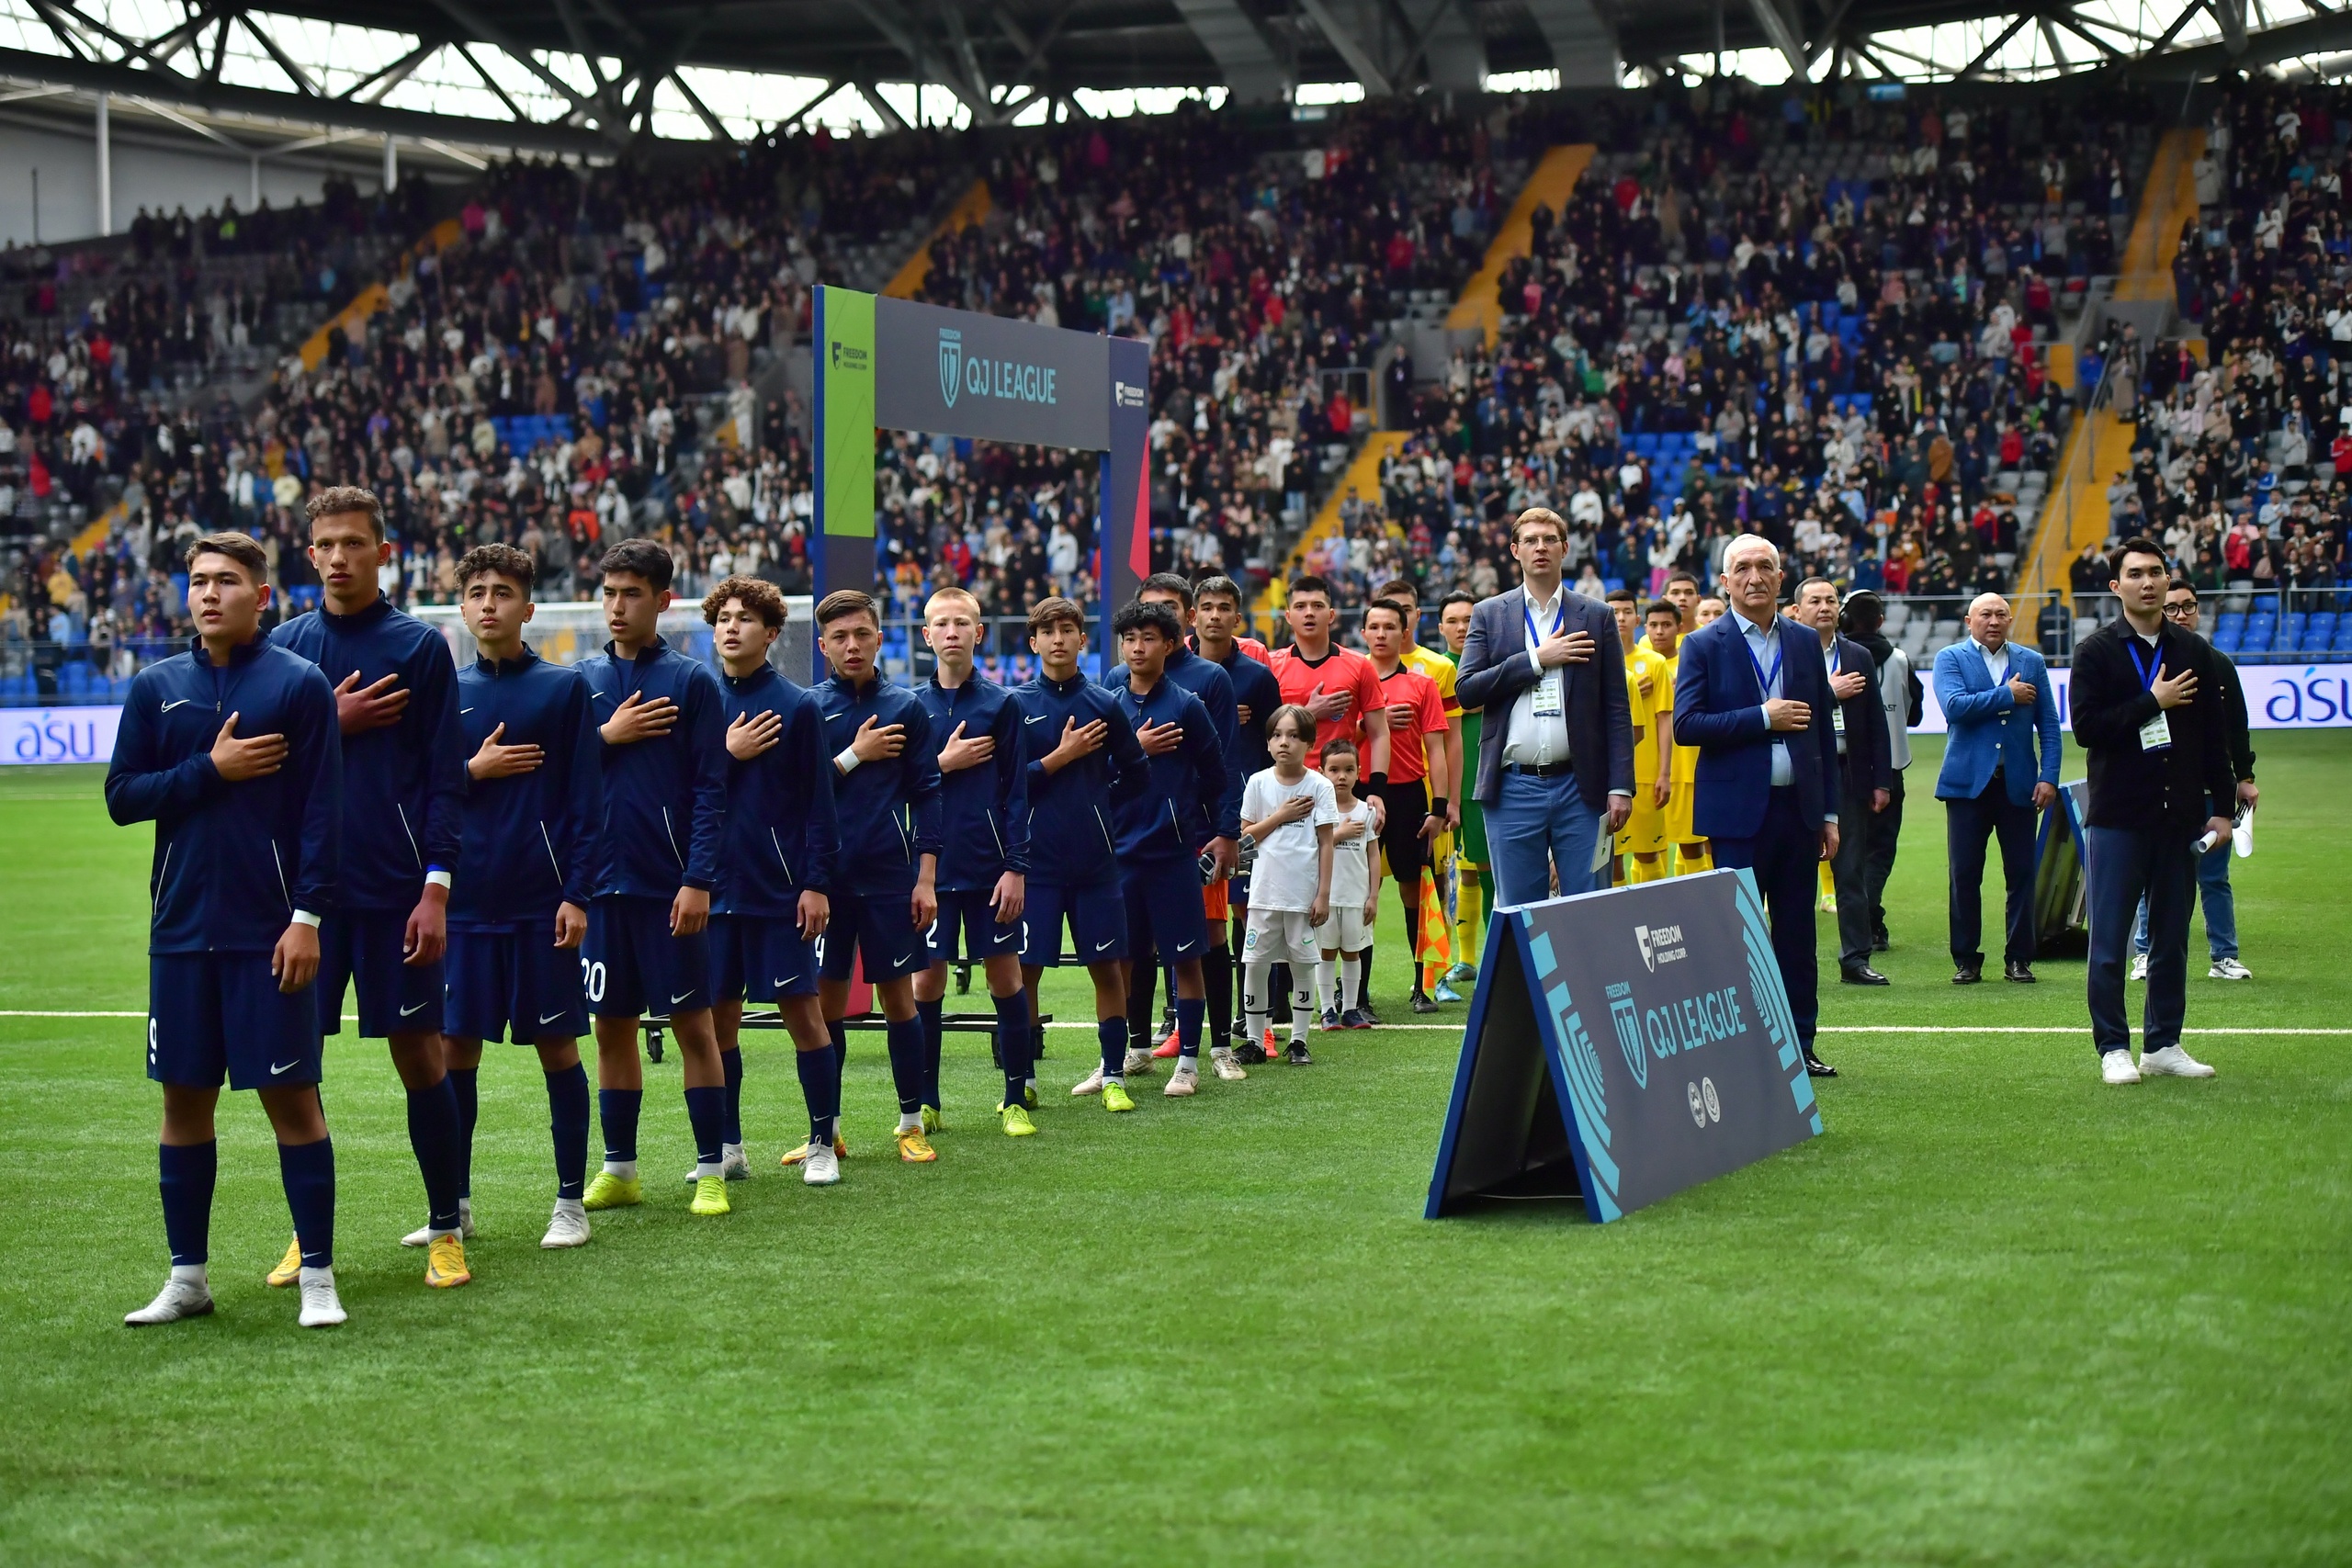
[439,545,605,1250]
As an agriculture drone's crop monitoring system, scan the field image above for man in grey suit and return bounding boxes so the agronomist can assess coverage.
[1454,507,1634,908]
[1933,592,2062,984]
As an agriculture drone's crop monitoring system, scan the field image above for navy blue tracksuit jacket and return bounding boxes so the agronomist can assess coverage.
[447,649,601,930]
[915,671,1030,894]
[1109,671,1236,864]
[1012,671,1148,888]
[817,671,943,898]
[715,665,838,918]
[272,597,464,909]
[577,635,729,897]
[107,637,342,953]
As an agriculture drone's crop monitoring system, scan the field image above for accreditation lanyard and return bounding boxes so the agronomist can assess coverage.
[1527,595,1566,716]
[2128,637,2172,751]
[1825,638,1846,737]
[1745,627,1783,704]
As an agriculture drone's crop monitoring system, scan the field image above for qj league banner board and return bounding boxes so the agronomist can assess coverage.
[1426,869,1822,1223]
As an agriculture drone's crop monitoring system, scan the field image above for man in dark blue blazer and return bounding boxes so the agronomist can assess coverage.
[1671,535,1844,1077]
[1455,507,1634,908]
[1932,591,2062,985]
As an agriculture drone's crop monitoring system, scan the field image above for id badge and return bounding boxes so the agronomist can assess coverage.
[1532,670,1564,716]
[2139,711,2173,751]
[1831,704,1848,737]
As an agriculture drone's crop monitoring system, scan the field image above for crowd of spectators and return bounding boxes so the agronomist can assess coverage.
[2091,84,2352,617]
[1294,77,2160,626]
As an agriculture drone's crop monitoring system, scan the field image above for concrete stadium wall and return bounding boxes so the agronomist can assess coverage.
[0,123,362,249]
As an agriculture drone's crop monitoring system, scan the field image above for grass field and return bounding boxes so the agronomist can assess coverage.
[2,733,2348,1565]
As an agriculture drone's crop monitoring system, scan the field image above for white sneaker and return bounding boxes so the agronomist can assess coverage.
[2209,958,2253,980]
[1210,1047,1248,1081]
[1121,1048,1157,1077]
[540,1201,591,1248]
[2137,1043,2217,1078]
[297,1266,347,1327]
[1071,1066,1106,1096]
[2100,1049,2142,1086]
[1164,1063,1199,1097]
[2129,953,2149,982]
[682,1146,752,1185]
[802,1144,841,1186]
[401,1198,474,1247]
[125,1271,213,1326]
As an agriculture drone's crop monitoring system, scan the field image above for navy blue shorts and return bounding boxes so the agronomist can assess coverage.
[1228,874,1251,911]
[817,887,930,983]
[445,924,589,1043]
[1022,879,1127,966]
[149,953,322,1091]
[318,908,444,1037]
[711,913,819,1002]
[925,887,1023,965]
[1123,857,1211,964]
[584,896,713,1018]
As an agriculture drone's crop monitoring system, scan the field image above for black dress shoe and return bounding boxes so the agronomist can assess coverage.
[1871,933,1891,953]
[1840,964,1891,987]
[1803,1049,1838,1077]
[1951,964,1984,985]
[2005,960,2037,984]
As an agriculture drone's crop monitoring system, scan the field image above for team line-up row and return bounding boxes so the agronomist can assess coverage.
[117,485,1684,1329]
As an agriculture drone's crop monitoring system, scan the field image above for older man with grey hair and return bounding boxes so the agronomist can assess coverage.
[1671,534,1844,1077]
[1932,592,2062,984]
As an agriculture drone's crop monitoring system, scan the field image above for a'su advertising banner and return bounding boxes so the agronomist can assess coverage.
[1427,869,1822,1222]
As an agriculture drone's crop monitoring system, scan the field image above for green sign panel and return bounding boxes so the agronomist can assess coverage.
[818,287,876,542]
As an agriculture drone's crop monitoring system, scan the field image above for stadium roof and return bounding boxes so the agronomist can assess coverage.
[0,0,2344,175]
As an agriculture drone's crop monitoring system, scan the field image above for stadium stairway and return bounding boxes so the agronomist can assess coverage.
[883,178,992,299]
[2018,126,2204,606]
[1253,143,1596,616]
[295,218,464,374]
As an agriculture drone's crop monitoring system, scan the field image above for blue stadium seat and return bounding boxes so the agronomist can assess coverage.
[2284,612,2311,651]
[2211,620,2244,654]
[2300,613,2335,652]
[2334,617,2352,653]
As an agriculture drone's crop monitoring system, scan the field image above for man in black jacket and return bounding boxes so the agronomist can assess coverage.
[1793,577,1893,985]
[2071,539,2236,1086]
[2128,578,2259,981]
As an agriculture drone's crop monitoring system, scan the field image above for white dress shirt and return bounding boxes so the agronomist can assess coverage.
[1976,635,2011,771]
[1736,609,1795,787]
[1502,582,1575,766]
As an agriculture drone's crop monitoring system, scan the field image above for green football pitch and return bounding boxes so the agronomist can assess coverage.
[2,735,2346,1565]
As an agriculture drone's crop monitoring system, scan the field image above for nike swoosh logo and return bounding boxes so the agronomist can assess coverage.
[672,991,694,1004]
[460,707,474,714]
[269,1059,300,1075]
[160,699,193,713]
[894,954,912,967]
[772,978,792,988]
[1175,941,1197,953]
[539,1010,567,1024]
[400,1001,428,1017]
[1094,939,1114,952]
[1024,714,1047,723]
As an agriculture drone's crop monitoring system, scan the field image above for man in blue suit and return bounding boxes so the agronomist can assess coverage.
[1671,535,1843,1077]
[1933,592,2062,984]
[1454,507,1634,909]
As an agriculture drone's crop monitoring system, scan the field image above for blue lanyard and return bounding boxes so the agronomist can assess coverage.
[2125,638,2162,692]
[1524,595,1566,647]
[1744,626,1783,700]
[1826,640,1841,678]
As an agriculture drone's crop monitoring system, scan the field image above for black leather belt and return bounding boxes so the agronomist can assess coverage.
[1503,761,1576,778]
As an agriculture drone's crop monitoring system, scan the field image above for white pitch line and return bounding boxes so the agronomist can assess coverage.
[4,1012,2346,1038]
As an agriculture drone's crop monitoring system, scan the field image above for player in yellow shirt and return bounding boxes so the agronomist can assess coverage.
[1640,591,1710,874]
[1374,577,1464,1001]
[1608,589,1673,884]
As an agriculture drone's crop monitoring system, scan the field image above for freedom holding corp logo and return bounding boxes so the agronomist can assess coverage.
[1634,922,1687,971]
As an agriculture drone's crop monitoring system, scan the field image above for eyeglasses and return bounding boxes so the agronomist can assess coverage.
[2161,602,2198,618]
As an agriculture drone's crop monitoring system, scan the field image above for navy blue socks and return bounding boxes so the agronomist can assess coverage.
[884,1015,926,1116]
[447,1066,478,1201]
[159,1141,216,1267]
[1098,1016,1128,1080]
[277,1136,335,1269]
[1176,996,1205,1059]
[994,989,1031,1105]
[794,1042,841,1145]
[829,1016,848,1074]
[599,1086,642,1168]
[545,1063,590,1200]
[684,1084,726,1169]
[916,997,944,1110]
[406,1076,464,1231]
[719,1046,743,1146]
